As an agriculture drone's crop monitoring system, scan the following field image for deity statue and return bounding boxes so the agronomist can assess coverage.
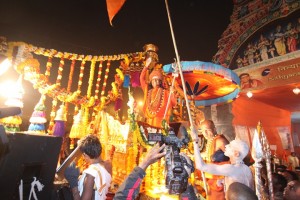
[139,44,177,128]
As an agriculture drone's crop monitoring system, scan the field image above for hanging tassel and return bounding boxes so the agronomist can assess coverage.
[53,121,65,137]
[28,124,45,133]
[69,110,83,139]
[130,71,141,87]
[53,104,67,137]
[28,95,47,133]
[123,74,130,88]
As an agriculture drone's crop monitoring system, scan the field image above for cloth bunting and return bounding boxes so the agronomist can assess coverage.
[123,74,130,88]
[130,71,141,87]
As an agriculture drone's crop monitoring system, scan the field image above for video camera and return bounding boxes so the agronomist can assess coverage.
[148,126,194,195]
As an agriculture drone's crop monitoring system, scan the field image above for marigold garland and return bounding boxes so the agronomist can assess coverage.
[87,60,96,99]
[28,42,143,62]
[16,58,40,75]
[56,57,64,86]
[45,56,53,81]
[100,61,111,97]
[95,61,103,100]
[78,60,86,92]
[47,98,58,134]
[9,41,151,123]
[65,59,76,112]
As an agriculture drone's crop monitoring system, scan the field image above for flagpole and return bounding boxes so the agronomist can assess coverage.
[164,0,208,195]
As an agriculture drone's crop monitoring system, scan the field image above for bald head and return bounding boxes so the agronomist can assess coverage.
[199,120,217,139]
[201,120,215,129]
[226,182,257,200]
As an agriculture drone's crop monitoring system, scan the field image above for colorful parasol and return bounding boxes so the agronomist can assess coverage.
[163,61,240,106]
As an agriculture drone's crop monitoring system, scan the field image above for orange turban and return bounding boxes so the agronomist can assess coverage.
[149,69,163,80]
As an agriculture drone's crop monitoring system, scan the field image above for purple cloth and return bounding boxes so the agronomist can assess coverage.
[130,72,141,87]
[53,120,65,137]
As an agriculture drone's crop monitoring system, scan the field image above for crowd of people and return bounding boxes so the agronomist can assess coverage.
[60,119,300,200]
[59,48,300,199]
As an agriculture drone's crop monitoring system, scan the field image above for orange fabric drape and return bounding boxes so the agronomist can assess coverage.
[232,96,291,157]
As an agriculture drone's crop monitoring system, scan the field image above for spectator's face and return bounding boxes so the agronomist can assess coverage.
[283,180,300,200]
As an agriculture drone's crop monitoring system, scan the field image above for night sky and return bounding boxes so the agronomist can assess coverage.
[0,0,234,128]
[0,0,233,63]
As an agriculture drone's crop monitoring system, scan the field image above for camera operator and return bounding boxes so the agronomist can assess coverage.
[113,143,166,199]
[114,143,197,199]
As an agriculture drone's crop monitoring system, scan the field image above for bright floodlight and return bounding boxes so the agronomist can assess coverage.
[0,58,12,76]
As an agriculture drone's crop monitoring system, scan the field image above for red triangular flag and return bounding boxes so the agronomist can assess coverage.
[106,0,126,26]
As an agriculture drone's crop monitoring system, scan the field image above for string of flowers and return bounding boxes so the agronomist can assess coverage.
[69,59,87,143]
[100,61,111,97]
[82,60,96,135]
[89,61,103,121]
[78,60,86,93]
[86,60,96,100]
[47,98,58,134]
[56,55,64,87]
[65,58,76,113]
[95,61,103,100]
[29,43,143,62]
[48,53,65,134]
[72,59,86,117]
[7,42,26,61]
[45,55,53,81]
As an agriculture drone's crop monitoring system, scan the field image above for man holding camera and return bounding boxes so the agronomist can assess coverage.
[114,143,197,199]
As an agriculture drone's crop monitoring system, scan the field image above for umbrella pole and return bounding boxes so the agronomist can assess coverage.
[164,0,208,195]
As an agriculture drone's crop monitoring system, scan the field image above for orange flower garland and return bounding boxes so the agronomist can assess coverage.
[101,61,111,97]
[47,98,58,134]
[65,59,76,112]
[87,60,96,99]
[45,55,53,81]
[95,61,103,100]
[56,56,64,86]
[78,60,86,92]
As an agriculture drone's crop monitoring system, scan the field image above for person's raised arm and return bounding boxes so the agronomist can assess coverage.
[114,143,166,200]
[190,128,207,171]
[138,143,166,170]
[140,57,152,90]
